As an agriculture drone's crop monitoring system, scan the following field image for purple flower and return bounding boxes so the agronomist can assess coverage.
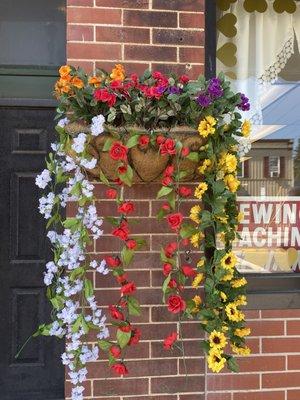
[196,94,212,108]
[167,86,182,95]
[208,78,223,98]
[156,85,166,95]
[238,93,250,111]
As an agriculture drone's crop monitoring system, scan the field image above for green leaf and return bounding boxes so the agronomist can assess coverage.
[116,329,131,349]
[102,138,113,152]
[127,296,141,316]
[119,164,133,187]
[179,223,196,239]
[227,356,239,373]
[84,279,93,299]
[167,191,176,210]
[162,274,171,303]
[99,169,110,185]
[121,246,134,266]
[201,340,211,353]
[157,186,173,199]
[63,218,79,229]
[187,152,200,162]
[98,340,112,351]
[126,135,140,148]
[108,353,116,366]
[50,296,64,310]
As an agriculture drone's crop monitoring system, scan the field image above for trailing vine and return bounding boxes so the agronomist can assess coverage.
[34,64,252,400]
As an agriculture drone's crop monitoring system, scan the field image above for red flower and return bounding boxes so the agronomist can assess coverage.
[106,188,117,199]
[114,178,123,185]
[94,88,116,107]
[181,147,190,157]
[162,176,173,187]
[116,274,127,284]
[179,75,190,84]
[156,135,166,145]
[119,324,131,333]
[126,239,137,250]
[139,135,150,148]
[129,328,141,345]
[162,203,170,211]
[110,142,128,161]
[106,256,121,268]
[121,281,136,296]
[182,265,196,277]
[163,263,172,276]
[160,138,176,156]
[179,186,192,197]
[118,202,134,215]
[109,305,124,320]
[110,345,121,358]
[167,212,183,231]
[165,242,177,257]
[118,165,127,174]
[112,221,129,241]
[168,278,178,289]
[164,165,174,177]
[152,71,164,80]
[111,363,128,375]
[130,73,138,83]
[163,331,177,350]
[181,238,189,246]
[167,295,186,314]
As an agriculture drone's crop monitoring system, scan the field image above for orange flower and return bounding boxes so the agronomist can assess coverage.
[88,76,102,87]
[59,65,71,77]
[55,78,71,94]
[71,76,84,89]
[110,64,125,81]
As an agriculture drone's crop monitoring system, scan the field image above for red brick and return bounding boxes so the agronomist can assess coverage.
[179,396,205,400]
[179,357,205,374]
[96,26,150,44]
[67,25,94,42]
[262,337,300,353]
[95,60,150,75]
[94,378,149,396]
[125,45,177,62]
[237,355,286,372]
[153,29,204,46]
[287,320,300,335]
[96,0,149,7]
[96,235,150,252]
[207,394,231,400]
[179,12,205,29]
[68,43,121,60]
[261,309,300,318]
[262,372,300,388]
[95,200,150,217]
[101,217,171,234]
[152,63,204,80]
[179,47,205,64]
[67,60,94,73]
[288,390,300,400]
[152,0,204,12]
[244,310,260,319]
[95,269,150,289]
[207,374,260,391]
[65,380,91,397]
[67,0,93,5]
[248,320,284,336]
[67,7,122,24]
[233,392,285,400]
[151,375,205,393]
[124,397,177,400]
[152,339,204,358]
[288,354,300,369]
[124,10,177,27]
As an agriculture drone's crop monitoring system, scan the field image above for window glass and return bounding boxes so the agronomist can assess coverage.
[216,0,300,274]
[0,0,66,67]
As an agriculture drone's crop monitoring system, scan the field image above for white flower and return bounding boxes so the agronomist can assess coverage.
[80,158,97,170]
[236,136,252,157]
[71,385,84,400]
[49,321,65,337]
[35,169,51,189]
[72,133,86,154]
[38,192,55,219]
[90,114,105,136]
[90,259,109,275]
[57,117,69,128]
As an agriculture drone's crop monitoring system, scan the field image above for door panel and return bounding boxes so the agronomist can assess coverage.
[0,107,64,400]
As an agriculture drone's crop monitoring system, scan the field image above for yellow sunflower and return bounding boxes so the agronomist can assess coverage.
[231,277,247,288]
[223,174,240,193]
[190,205,201,224]
[190,232,204,248]
[198,159,212,175]
[220,251,237,269]
[219,153,238,174]
[220,291,227,302]
[197,259,205,269]
[235,295,247,306]
[237,211,244,223]
[241,120,251,137]
[191,295,202,313]
[225,303,245,322]
[231,344,251,356]
[192,273,204,288]
[198,116,217,138]
[209,330,227,349]
[194,182,208,199]
[207,347,226,373]
[234,327,251,337]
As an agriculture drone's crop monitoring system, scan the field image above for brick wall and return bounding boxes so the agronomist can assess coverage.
[66,1,300,399]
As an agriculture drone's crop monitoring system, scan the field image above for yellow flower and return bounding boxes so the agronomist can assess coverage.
[209,330,227,349]
[224,174,240,193]
[55,78,71,95]
[237,212,244,223]
[198,159,212,175]
[216,215,228,224]
[190,232,203,248]
[207,348,226,373]
[194,182,208,199]
[221,267,234,282]
[225,303,245,322]
[235,295,247,306]
[190,205,201,224]
[220,291,227,302]
[198,116,217,137]
[59,65,71,77]
[192,273,204,288]
[197,259,205,269]
[193,295,202,306]
[234,327,251,337]
[231,344,251,356]
[231,277,247,288]
[220,252,237,269]
[88,76,102,87]
[241,120,251,137]
[219,232,226,243]
[219,153,237,174]
[110,63,125,81]
[222,324,229,332]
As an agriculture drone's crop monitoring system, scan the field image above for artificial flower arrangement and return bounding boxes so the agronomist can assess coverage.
[35,64,252,400]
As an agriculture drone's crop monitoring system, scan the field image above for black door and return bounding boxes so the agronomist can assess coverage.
[0,107,64,400]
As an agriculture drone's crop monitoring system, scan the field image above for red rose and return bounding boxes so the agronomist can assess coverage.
[106,256,121,268]
[106,188,117,199]
[167,213,183,231]
[179,186,192,197]
[164,165,175,177]
[118,201,134,215]
[118,165,127,174]
[120,281,136,296]
[168,278,178,289]
[181,147,190,157]
[112,221,129,241]
[94,88,116,107]
[181,238,189,246]
[152,71,164,80]
[163,331,177,350]
[180,75,190,84]
[156,135,166,145]
[114,178,123,185]
[167,295,186,314]
[182,265,196,277]
[163,263,172,276]
[160,138,176,156]
[162,176,173,187]
[165,242,177,257]
[110,345,121,358]
[116,274,127,284]
[129,328,141,345]
[109,305,124,320]
[119,324,131,333]
[126,239,137,250]
[111,363,128,375]
[130,73,138,83]
[110,142,128,161]
[162,203,170,211]
[139,135,150,149]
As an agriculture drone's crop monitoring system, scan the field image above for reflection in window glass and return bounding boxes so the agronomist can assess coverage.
[216,0,300,274]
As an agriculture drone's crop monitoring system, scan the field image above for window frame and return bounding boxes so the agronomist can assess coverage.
[204,0,300,309]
